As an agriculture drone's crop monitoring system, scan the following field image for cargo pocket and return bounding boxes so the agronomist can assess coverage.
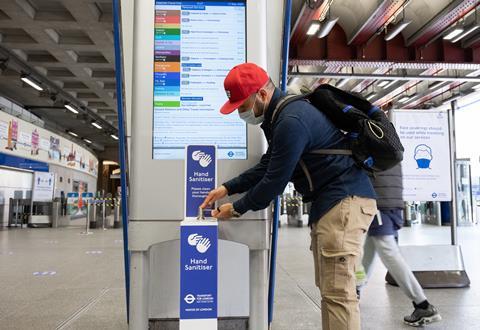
[359,206,377,232]
[320,253,354,297]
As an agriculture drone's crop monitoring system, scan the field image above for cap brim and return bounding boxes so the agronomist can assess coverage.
[220,98,246,115]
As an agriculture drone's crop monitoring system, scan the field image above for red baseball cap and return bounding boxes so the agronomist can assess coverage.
[220,63,269,114]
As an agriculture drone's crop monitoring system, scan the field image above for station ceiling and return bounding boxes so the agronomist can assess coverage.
[1,0,479,158]
[289,0,480,109]
[0,0,117,153]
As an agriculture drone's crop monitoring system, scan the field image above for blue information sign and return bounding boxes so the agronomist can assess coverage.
[185,145,216,218]
[180,220,218,324]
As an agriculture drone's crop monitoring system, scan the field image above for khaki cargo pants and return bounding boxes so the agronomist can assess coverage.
[310,196,377,330]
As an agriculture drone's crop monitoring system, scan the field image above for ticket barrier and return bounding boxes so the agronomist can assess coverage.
[85,199,119,230]
[8,198,31,228]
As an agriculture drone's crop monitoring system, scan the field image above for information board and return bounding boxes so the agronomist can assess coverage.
[153,1,247,160]
[32,172,55,202]
[395,110,452,201]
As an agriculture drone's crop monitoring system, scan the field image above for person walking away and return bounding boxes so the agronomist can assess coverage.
[359,163,441,327]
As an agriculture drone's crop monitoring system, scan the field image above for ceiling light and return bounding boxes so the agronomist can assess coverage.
[384,20,412,41]
[377,80,390,88]
[91,122,102,129]
[287,77,300,86]
[366,92,376,101]
[103,160,118,165]
[68,131,78,137]
[383,80,396,89]
[110,134,118,140]
[317,17,339,38]
[451,25,480,43]
[336,78,350,88]
[398,93,417,103]
[398,95,411,103]
[472,83,480,89]
[64,104,79,114]
[20,75,43,91]
[428,81,449,89]
[306,20,321,36]
[83,138,92,144]
[443,27,464,40]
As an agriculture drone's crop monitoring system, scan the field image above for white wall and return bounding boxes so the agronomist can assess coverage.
[0,108,99,226]
[0,168,33,226]
[49,164,97,198]
[455,101,480,191]
[266,0,284,85]
[0,164,97,227]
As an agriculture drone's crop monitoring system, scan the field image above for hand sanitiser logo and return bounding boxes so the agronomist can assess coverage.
[187,233,212,253]
[192,150,212,168]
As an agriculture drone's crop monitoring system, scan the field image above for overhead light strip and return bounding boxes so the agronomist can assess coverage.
[317,17,339,38]
[336,78,350,88]
[443,27,464,40]
[92,122,102,129]
[20,75,43,91]
[384,20,412,41]
[64,104,79,114]
[377,80,390,88]
[451,25,480,43]
[306,20,321,36]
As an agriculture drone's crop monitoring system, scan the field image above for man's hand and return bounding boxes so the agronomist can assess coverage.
[200,185,228,209]
[211,203,234,219]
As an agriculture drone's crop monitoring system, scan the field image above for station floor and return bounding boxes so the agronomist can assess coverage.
[0,219,479,330]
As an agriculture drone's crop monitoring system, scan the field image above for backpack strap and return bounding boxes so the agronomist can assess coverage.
[270,93,353,193]
[270,94,307,125]
[299,149,353,193]
[298,159,314,192]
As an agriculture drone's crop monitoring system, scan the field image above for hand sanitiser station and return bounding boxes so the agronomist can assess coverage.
[180,145,218,330]
[127,1,276,329]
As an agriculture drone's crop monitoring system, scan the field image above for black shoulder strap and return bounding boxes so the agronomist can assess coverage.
[270,94,307,125]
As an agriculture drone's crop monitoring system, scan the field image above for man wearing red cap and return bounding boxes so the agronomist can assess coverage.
[201,63,377,330]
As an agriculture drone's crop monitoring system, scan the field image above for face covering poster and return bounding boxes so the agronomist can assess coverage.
[394,110,452,202]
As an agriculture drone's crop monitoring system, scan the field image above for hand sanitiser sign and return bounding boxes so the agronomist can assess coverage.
[181,145,218,330]
[180,220,218,330]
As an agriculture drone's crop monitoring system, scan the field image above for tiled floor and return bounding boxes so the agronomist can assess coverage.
[0,223,128,330]
[0,221,479,329]
[272,220,480,330]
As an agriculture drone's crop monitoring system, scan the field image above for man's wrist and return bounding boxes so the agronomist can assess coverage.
[222,182,235,196]
[230,207,241,218]
[232,199,248,216]
[221,184,229,195]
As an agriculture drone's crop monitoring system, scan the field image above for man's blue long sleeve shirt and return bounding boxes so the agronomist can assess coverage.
[223,88,376,224]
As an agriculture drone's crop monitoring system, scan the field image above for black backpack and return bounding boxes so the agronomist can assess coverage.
[271,84,404,173]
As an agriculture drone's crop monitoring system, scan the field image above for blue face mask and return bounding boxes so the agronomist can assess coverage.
[239,94,264,125]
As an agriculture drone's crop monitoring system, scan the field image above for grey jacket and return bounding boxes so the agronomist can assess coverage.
[371,163,403,209]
